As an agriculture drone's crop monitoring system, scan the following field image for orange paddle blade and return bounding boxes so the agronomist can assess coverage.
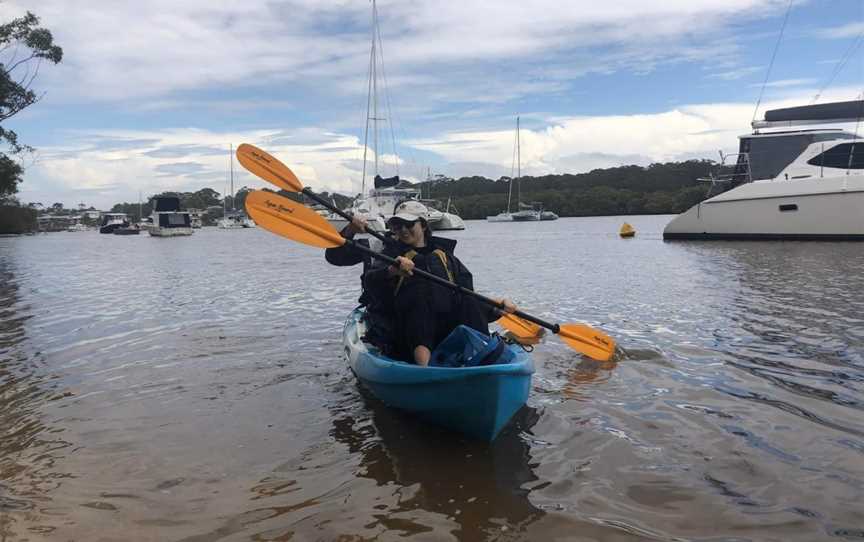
[245,190,345,249]
[236,143,304,192]
[557,324,617,361]
[496,313,545,345]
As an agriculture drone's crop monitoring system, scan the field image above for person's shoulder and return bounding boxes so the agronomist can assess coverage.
[430,236,457,252]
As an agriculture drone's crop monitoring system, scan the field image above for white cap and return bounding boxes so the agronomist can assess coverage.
[390,200,429,222]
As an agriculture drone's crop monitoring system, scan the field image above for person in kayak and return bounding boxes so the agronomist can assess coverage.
[367,200,517,366]
[324,216,396,353]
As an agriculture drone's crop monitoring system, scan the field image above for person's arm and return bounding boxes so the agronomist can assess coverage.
[450,254,475,290]
[324,217,370,266]
[325,236,368,266]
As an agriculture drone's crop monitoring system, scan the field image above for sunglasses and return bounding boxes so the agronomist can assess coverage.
[389,218,419,230]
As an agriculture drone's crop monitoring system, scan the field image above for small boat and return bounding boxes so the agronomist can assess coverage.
[343,308,534,441]
[436,197,466,231]
[113,226,140,235]
[619,222,636,238]
[98,213,129,234]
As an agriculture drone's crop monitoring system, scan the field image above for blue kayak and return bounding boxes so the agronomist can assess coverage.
[343,308,534,441]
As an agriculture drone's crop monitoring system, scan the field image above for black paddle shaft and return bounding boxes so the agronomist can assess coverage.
[301,188,393,246]
[345,238,561,334]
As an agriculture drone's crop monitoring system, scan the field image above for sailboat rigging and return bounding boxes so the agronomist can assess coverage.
[218,143,254,229]
[325,0,465,232]
[488,117,539,222]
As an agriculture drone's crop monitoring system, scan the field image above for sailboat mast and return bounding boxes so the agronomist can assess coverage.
[372,0,379,179]
[230,143,235,212]
[517,116,521,206]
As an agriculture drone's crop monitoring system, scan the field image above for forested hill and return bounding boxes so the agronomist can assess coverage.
[104,159,715,221]
[415,159,715,219]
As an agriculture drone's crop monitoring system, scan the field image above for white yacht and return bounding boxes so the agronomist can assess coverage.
[148,196,193,237]
[426,197,465,230]
[218,212,255,229]
[664,100,864,240]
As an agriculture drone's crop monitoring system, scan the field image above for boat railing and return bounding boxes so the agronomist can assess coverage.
[698,151,752,187]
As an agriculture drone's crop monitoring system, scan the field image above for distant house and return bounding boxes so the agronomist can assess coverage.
[83,210,101,220]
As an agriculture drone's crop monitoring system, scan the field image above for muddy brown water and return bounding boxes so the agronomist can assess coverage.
[1,216,863,541]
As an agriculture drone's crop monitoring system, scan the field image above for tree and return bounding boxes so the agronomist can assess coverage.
[0,11,63,199]
[0,152,22,202]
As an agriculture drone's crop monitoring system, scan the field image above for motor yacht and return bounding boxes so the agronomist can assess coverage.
[664,100,864,240]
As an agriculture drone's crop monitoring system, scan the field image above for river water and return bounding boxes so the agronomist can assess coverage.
[1,215,863,541]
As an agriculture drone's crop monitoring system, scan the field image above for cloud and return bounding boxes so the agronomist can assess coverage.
[1,0,793,108]
[10,0,856,209]
[144,145,227,159]
[750,78,818,88]
[17,84,864,209]
[708,66,762,80]
[815,22,864,39]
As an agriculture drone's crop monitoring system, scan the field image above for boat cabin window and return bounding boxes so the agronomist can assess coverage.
[805,143,864,169]
[742,132,856,180]
[159,213,190,227]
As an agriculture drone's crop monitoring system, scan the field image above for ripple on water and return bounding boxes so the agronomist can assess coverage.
[1,223,864,540]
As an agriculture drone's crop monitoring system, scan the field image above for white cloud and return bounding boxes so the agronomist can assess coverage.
[22,86,864,209]
[11,0,858,208]
[0,0,793,104]
[750,78,818,88]
[815,22,864,39]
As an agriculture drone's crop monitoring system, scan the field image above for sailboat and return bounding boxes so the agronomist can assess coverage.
[325,0,404,233]
[218,144,255,229]
[488,117,539,222]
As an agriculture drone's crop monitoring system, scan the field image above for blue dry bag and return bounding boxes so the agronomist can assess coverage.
[429,325,514,367]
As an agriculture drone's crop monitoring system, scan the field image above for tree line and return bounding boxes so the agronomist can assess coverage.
[415,160,714,219]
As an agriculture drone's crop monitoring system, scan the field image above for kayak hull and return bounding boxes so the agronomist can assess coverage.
[343,308,534,441]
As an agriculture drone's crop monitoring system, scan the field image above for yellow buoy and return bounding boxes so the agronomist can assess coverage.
[619,222,636,238]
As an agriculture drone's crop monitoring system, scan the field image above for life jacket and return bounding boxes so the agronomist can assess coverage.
[394,248,455,295]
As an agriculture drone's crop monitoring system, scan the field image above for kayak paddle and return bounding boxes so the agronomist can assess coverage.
[236,142,544,345]
[235,143,389,243]
[245,189,617,361]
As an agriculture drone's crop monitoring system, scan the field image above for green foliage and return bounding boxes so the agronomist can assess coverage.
[0,204,36,233]
[414,160,715,219]
[0,11,63,199]
[0,153,23,203]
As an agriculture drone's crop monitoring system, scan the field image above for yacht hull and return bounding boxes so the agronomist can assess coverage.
[433,212,466,230]
[149,227,194,237]
[664,176,864,240]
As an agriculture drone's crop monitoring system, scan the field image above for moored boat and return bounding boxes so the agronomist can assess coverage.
[664,99,864,240]
[148,196,193,237]
[113,225,140,235]
[98,213,129,234]
[343,308,534,441]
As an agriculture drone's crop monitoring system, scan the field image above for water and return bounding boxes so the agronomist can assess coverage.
[1,217,863,541]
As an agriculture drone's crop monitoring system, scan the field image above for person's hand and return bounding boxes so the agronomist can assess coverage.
[498,298,517,314]
[348,215,367,234]
[389,256,415,276]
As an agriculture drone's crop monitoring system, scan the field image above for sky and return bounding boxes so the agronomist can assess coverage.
[2,0,864,210]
